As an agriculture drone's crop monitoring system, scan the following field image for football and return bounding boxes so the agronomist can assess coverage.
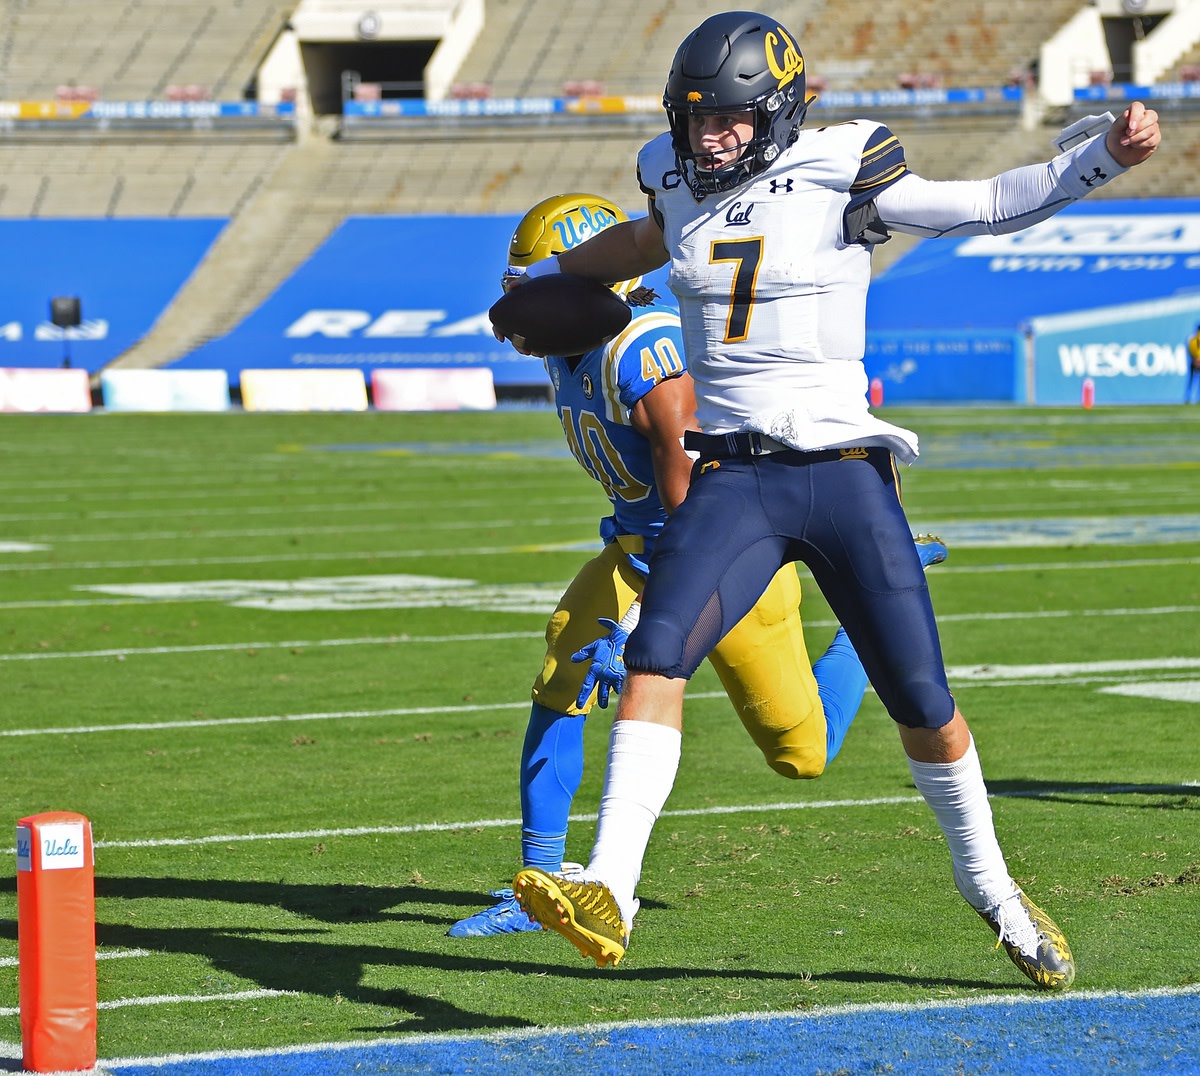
[489,273,632,356]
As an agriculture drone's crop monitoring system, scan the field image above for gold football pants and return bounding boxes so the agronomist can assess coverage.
[532,536,826,778]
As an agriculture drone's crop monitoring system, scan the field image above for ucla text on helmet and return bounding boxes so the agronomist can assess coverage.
[554,204,621,251]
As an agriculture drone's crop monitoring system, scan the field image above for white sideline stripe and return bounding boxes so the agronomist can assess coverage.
[5,656,1200,739]
[1101,680,1200,702]
[3,784,1196,857]
[2,614,1199,661]
[96,989,296,1010]
[4,656,1199,738]
[1,546,1199,573]
[88,983,1200,1070]
[949,656,1200,679]
[0,797,922,854]
[0,701,535,737]
[3,597,1200,621]
[936,603,1200,622]
[0,988,295,1018]
[0,949,150,969]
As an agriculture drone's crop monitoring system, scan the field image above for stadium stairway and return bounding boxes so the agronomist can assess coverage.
[107,135,341,370]
[95,0,1198,372]
[106,107,1194,372]
[106,115,670,370]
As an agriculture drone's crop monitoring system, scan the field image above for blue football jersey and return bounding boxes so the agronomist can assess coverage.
[544,300,686,575]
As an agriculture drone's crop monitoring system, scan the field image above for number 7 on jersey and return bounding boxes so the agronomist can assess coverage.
[710,237,764,343]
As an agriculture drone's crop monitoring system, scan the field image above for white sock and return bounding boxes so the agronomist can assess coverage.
[906,736,1017,910]
[587,719,682,924]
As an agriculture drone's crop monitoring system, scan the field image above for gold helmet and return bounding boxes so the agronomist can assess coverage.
[505,192,642,297]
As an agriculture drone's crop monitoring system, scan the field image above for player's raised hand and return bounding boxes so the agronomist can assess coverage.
[1107,101,1160,168]
[571,617,631,709]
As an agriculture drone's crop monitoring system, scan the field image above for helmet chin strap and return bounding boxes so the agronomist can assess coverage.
[675,100,808,201]
[694,132,755,174]
[681,146,757,201]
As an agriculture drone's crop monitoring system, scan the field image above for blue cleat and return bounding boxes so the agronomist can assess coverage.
[915,533,948,570]
[447,888,544,937]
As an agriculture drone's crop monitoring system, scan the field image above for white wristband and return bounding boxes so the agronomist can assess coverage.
[618,600,641,633]
[525,256,562,280]
[1057,129,1128,198]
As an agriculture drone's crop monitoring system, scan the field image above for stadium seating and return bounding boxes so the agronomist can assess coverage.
[0,142,290,218]
[453,0,1085,99]
[1,1,294,100]
[1,0,1197,374]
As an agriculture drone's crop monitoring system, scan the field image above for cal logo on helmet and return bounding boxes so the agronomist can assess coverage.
[663,12,811,200]
[765,26,803,89]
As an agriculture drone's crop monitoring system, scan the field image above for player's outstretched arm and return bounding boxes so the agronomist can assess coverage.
[557,214,669,285]
[878,100,1162,242]
[1105,101,1160,168]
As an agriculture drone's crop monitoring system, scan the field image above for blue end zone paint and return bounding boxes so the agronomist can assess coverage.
[103,988,1200,1074]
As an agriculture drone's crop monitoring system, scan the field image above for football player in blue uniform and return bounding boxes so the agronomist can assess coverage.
[450,192,946,937]
[511,14,1159,985]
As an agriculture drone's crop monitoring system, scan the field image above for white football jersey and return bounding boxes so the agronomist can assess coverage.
[639,122,920,460]
[638,118,1126,463]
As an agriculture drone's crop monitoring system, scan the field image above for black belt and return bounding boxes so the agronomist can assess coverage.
[684,430,876,463]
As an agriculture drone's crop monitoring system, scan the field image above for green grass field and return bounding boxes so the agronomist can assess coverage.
[0,405,1197,1061]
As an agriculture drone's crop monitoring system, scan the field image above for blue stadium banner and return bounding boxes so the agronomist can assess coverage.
[168,200,1200,401]
[171,215,671,388]
[341,86,1022,121]
[0,219,227,371]
[1029,294,1200,405]
[867,198,1200,402]
[1075,81,1200,103]
[0,100,295,121]
[864,330,1022,402]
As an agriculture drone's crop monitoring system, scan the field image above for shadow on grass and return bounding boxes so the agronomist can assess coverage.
[0,871,1009,1035]
[94,875,470,926]
[988,779,1198,808]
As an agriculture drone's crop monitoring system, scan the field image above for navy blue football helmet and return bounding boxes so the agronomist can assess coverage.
[663,11,809,199]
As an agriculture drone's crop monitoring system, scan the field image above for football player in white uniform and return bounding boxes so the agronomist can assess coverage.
[451,192,948,937]
[510,12,1159,986]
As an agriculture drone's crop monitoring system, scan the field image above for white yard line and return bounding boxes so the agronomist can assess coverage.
[0,949,150,968]
[0,632,542,662]
[0,781,1194,858]
[2,651,1199,740]
[0,700,535,737]
[3,650,1200,739]
[0,547,1198,574]
[1,983,1192,1066]
[2,606,1200,661]
[0,542,597,573]
[0,989,296,1018]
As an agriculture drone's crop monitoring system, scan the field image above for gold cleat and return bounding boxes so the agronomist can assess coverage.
[976,887,1075,991]
[514,867,628,967]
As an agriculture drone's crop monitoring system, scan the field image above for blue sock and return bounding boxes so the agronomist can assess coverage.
[519,702,585,870]
[813,628,869,764]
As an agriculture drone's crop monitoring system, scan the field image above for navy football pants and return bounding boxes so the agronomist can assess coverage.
[625,447,955,730]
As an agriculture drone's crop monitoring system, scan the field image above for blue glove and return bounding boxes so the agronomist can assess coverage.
[571,617,629,709]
